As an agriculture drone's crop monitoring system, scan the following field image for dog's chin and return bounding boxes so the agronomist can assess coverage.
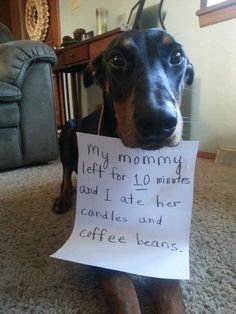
[116,125,183,150]
[119,134,182,151]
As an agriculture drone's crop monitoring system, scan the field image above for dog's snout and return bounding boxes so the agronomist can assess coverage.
[136,106,177,139]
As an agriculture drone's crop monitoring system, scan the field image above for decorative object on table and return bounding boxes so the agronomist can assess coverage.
[82,31,94,40]
[73,28,86,41]
[61,28,94,47]
[62,35,73,44]
[96,8,108,35]
[25,0,50,41]
[61,37,77,47]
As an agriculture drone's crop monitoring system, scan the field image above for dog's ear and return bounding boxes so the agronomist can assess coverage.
[83,63,95,88]
[83,53,105,88]
[185,62,194,86]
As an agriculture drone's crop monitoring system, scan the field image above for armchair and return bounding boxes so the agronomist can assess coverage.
[0,23,58,171]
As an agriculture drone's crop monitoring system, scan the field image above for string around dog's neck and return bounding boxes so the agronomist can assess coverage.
[97,104,104,136]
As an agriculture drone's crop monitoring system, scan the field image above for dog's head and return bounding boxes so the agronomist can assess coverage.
[84,28,194,150]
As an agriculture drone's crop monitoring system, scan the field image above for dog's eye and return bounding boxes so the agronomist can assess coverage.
[110,54,126,69]
[169,49,184,65]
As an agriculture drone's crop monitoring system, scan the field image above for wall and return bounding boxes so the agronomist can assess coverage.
[59,0,236,153]
[162,1,236,153]
[59,0,133,38]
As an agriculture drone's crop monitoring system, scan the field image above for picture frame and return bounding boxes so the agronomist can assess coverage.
[126,0,145,29]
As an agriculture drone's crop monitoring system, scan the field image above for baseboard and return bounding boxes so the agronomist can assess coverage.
[197,151,216,160]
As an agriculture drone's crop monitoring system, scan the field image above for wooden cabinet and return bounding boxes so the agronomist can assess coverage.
[54,28,123,128]
[62,45,89,65]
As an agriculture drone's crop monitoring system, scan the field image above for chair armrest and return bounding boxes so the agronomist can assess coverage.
[0,40,57,87]
[0,82,21,103]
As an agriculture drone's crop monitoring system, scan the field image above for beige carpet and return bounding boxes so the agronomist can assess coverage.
[0,158,235,313]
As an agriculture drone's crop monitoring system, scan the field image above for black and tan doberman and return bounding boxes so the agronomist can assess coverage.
[53,28,194,314]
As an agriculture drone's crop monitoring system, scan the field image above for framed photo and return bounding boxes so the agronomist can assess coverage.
[126,0,145,29]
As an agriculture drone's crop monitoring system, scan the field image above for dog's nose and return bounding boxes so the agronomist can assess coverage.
[136,107,177,139]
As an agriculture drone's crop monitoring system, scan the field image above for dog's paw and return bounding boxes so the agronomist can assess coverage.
[52,196,71,214]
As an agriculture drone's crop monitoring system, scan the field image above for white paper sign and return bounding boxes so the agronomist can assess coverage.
[51,133,198,280]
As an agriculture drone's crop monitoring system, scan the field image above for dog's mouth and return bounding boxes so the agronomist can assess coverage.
[115,115,183,151]
[123,138,181,151]
[137,137,181,150]
[116,127,182,151]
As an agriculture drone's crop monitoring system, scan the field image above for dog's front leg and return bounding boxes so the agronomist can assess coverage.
[53,166,74,213]
[151,278,185,314]
[99,270,141,314]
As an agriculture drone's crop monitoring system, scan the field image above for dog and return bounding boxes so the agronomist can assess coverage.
[53,28,194,314]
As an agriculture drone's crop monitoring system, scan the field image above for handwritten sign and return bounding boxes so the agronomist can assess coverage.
[51,133,198,279]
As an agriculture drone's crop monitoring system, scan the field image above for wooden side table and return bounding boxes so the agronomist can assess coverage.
[54,28,123,128]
